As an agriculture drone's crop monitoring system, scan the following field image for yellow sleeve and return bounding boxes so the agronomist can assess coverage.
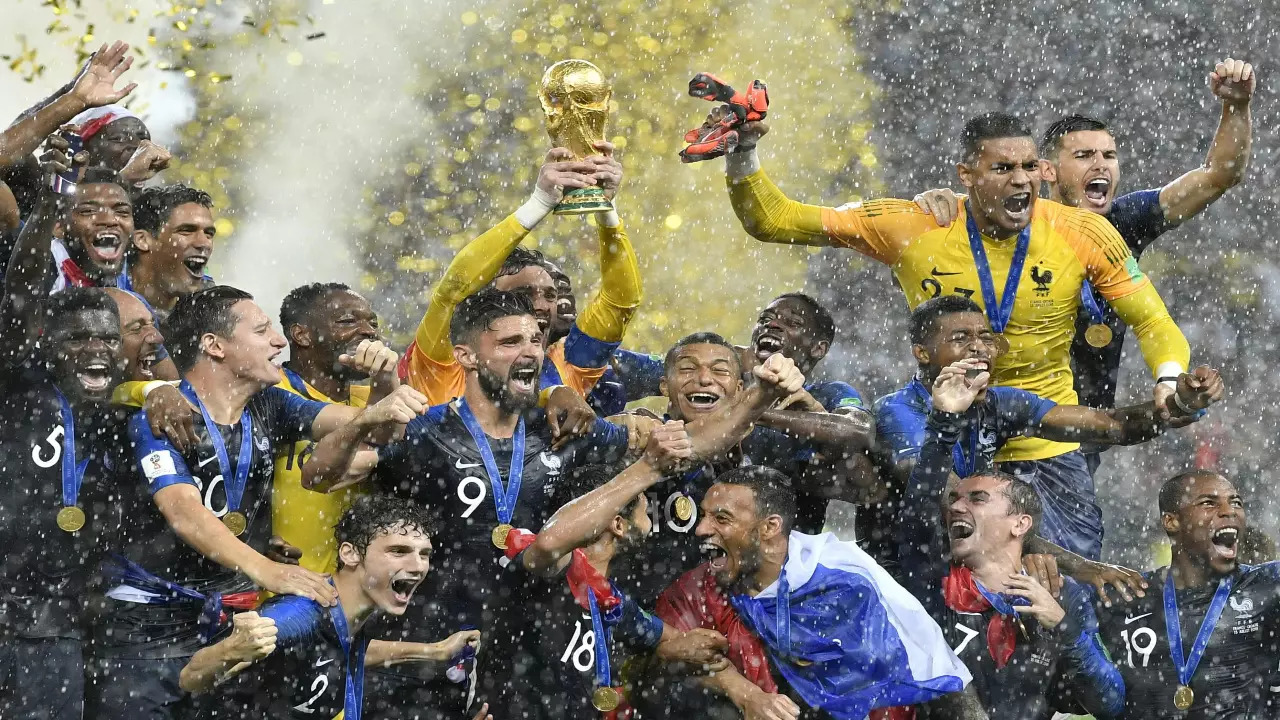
[1067,210,1152,302]
[413,214,531,363]
[1108,283,1190,378]
[549,343,607,395]
[576,219,641,343]
[111,380,172,408]
[727,168,923,265]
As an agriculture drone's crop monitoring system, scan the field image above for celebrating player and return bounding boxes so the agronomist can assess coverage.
[180,495,479,718]
[398,144,640,406]
[478,425,732,718]
[1094,471,1280,717]
[896,367,1126,717]
[0,287,127,720]
[709,105,1190,559]
[104,287,174,382]
[122,184,217,318]
[86,285,419,719]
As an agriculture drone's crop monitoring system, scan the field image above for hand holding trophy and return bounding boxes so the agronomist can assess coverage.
[539,59,614,215]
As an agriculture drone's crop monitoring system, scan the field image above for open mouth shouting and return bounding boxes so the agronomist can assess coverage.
[949,517,976,541]
[389,575,422,607]
[754,333,785,362]
[683,390,722,415]
[138,348,158,381]
[87,231,125,266]
[1082,177,1112,209]
[1210,526,1240,561]
[1001,192,1032,223]
[76,360,114,394]
[701,541,729,572]
[509,364,539,394]
[183,254,210,279]
[964,359,991,381]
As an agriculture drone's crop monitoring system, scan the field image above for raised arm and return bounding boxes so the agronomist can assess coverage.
[1034,366,1222,445]
[522,422,692,575]
[755,405,875,453]
[301,385,429,492]
[405,149,599,373]
[365,629,480,669]
[1160,58,1254,223]
[0,42,136,171]
[179,611,277,694]
[685,353,805,463]
[569,142,640,351]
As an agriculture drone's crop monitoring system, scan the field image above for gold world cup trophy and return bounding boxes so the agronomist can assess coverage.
[539,59,613,215]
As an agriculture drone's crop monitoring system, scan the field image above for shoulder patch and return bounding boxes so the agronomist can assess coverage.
[141,450,178,482]
[1124,256,1145,282]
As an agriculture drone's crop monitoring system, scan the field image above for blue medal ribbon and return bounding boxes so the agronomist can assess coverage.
[974,578,1028,616]
[1079,282,1106,326]
[910,378,980,476]
[965,208,1031,334]
[329,593,367,720]
[1163,570,1234,692]
[180,381,253,514]
[456,399,525,526]
[53,387,90,508]
[587,589,613,694]
[776,565,794,661]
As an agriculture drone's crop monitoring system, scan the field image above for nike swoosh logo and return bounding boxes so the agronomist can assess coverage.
[931,267,962,276]
[197,455,218,469]
[1124,613,1152,625]
[455,459,481,470]
[315,657,334,667]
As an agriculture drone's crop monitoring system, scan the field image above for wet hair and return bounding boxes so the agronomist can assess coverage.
[164,285,254,373]
[961,112,1033,163]
[772,292,836,346]
[279,282,353,336]
[449,288,536,346]
[909,295,986,346]
[334,495,433,571]
[41,287,119,335]
[715,466,797,533]
[988,471,1042,533]
[62,167,130,217]
[663,331,741,375]
[1158,470,1230,515]
[132,184,213,235]
[496,246,550,279]
[1040,115,1110,158]
[547,464,641,528]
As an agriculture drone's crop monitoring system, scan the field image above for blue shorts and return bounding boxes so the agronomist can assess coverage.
[0,636,83,720]
[998,449,1102,560]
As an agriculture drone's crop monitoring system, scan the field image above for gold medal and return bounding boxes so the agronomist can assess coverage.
[491,523,514,550]
[222,511,248,536]
[591,686,620,712]
[56,506,85,533]
[674,495,694,522]
[993,334,1011,356]
[1085,323,1113,348]
[1173,684,1194,710]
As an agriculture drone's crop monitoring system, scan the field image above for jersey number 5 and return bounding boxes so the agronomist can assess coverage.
[31,425,63,468]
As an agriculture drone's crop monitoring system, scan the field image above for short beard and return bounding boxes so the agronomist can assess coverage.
[616,523,648,554]
[725,529,765,596]
[477,363,537,414]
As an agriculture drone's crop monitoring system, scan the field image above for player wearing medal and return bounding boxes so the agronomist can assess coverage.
[271,282,398,574]
[711,105,1190,559]
[397,144,641,406]
[914,59,1255,419]
[0,285,128,720]
[477,428,733,720]
[180,495,480,720]
[86,285,424,720]
[303,289,795,719]
[894,365,1125,719]
[1093,470,1280,718]
[875,296,1222,570]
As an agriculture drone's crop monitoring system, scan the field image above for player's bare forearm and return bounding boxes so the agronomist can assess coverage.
[301,411,379,491]
[0,188,58,357]
[154,484,275,579]
[797,452,888,505]
[0,181,18,231]
[524,458,664,575]
[365,640,453,668]
[1035,404,1166,446]
[696,664,762,708]
[1161,101,1251,223]
[685,385,773,462]
[0,92,86,170]
[755,408,875,453]
[179,641,251,694]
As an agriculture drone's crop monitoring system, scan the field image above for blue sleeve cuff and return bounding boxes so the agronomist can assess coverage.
[563,324,623,369]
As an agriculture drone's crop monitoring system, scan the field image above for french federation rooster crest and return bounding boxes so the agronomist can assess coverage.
[1031,265,1053,296]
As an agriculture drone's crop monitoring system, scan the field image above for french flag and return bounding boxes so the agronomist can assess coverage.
[731,532,970,719]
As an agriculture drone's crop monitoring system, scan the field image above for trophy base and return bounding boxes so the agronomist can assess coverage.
[554,186,613,215]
